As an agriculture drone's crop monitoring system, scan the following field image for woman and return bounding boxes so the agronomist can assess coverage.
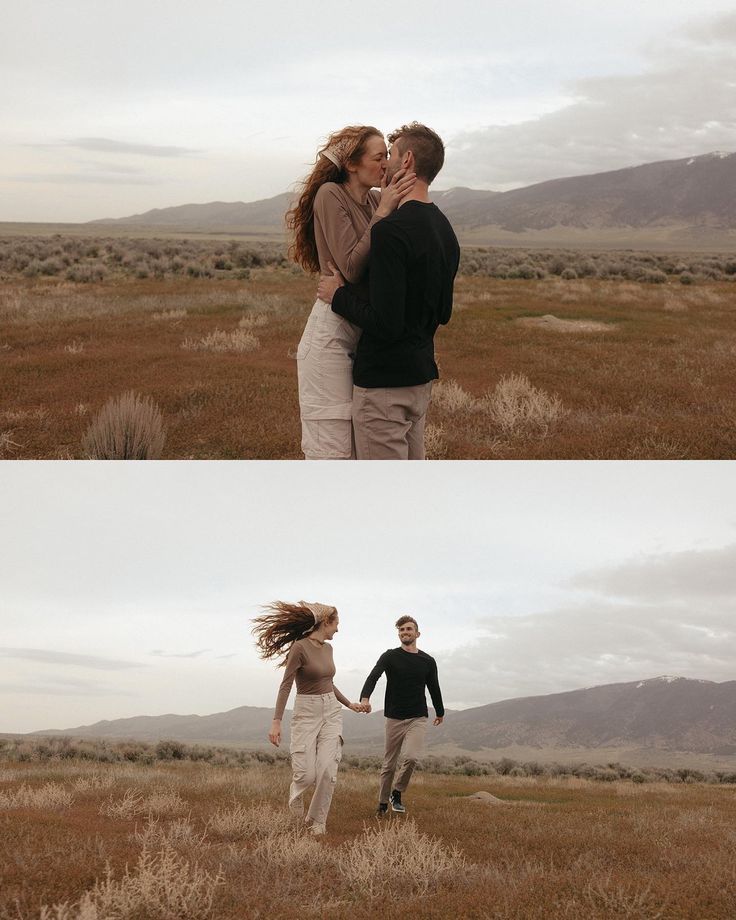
[252,600,365,835]
[287,126,415,459]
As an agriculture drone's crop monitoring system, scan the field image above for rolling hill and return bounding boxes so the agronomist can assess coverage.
[89,152,736,246]
[31,677,736,760]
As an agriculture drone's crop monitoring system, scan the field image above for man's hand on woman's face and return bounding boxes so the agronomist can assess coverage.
[377,168,416,216]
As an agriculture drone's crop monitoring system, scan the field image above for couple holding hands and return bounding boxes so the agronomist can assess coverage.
[288,122,460,460]
[252,601,444,835]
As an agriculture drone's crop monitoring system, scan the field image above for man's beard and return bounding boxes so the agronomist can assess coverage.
[401,638,413,645]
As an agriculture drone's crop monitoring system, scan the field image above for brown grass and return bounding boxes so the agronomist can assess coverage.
[2,259,736,458]
[1,758,735,920]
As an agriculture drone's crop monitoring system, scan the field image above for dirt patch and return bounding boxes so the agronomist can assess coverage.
[467,792,507,805]
[517,314,612,333]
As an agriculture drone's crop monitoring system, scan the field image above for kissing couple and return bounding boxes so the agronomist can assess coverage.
[287,123,460,460]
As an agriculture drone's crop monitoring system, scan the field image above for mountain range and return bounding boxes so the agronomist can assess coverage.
[92,152,736,247]
[31,677,736,764]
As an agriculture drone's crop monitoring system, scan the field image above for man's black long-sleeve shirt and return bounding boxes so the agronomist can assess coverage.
[331,200,460,388]
[360,647,445,720]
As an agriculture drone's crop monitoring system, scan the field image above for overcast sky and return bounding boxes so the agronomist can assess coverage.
[2,1,734,221]
[1,461,734,734]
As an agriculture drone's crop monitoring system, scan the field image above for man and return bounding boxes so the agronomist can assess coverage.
[359,615,444,815]
[316,122,460,460]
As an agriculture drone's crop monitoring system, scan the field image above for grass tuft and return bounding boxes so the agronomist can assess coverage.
[82,391,165,459]
[40,843,224,920]
[181,328,259,353]
[483,373,565,435]
[338,819,467,896]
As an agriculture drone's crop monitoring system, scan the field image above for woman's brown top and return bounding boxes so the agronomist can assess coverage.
[273,637,351,720]
[313,182,382,292]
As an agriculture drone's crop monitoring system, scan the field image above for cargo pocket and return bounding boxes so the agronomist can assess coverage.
[330,735,344,784]
[290,743,308,783]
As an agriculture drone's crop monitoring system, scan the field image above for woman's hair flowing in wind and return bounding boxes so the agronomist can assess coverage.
[286,125,382,274]
[252,600,337,666]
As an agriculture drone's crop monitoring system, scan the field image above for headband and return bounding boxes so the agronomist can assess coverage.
[320,139,350,169]
[300,601,336,634]
[321,148,342,168]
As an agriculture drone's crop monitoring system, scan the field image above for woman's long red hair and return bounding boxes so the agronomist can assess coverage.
[252,601,337,666]
[286,125,382,274]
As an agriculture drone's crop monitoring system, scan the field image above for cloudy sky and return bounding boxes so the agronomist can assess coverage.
[1,461,734,734]
[2,1,734,221]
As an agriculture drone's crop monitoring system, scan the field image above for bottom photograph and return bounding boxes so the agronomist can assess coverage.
[1,461,735,920]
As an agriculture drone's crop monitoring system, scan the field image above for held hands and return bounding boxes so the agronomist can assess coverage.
[376,168,416,217]
[349,701,370,713]
[316,261,345,305]
[433,716,444,726]
[268,719,281,747]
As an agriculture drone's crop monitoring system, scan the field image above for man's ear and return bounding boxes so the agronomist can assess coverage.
[403,149,415,171]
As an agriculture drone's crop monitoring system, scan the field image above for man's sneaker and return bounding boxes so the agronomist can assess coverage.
[309,822,326,836]
[375,802,388,817]
[389,790,406,813]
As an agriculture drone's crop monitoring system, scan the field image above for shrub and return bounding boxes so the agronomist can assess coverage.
[339,820,466,897]
[253,830,327,870]
[431,379,476,413]
[680,271,695,285]
[495,757,518,776]
[82,391,165,460]
[509,263,538,280]
[100,788,186,819]
[560,268,578,280]
[207,803,293,839]
[641,269,668,284]
[156,740,186,761]
[40,258,64,276]
[40,844,223,919]
[0,782,74,810]
[484,374,565,435]
[66,264,106,283]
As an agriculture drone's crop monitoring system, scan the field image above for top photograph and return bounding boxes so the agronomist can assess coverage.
[2,1,735,460]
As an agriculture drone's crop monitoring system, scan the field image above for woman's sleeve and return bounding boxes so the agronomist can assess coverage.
[314,186,381,284]
[332,685,352,708]
[273,643,304,720]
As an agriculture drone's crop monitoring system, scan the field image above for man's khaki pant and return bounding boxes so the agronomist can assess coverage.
[379,716,428,804]
[352,382,433,460]
[288,693,343,828]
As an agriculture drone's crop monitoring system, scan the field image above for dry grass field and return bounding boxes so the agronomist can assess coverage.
[2,236,735,459]
[2,749,735,920]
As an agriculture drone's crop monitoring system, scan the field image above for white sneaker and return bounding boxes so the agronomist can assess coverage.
[308,822,326,836]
